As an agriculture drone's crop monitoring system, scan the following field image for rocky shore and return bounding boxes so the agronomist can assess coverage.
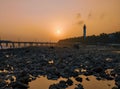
[0,46,120,89]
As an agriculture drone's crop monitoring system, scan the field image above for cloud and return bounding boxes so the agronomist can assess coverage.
[76,13,81,19]
[75,13,84,25]
[88,12,92,19]
[88,12,105,20]
[100,13,105,19]
[77,21,84,25]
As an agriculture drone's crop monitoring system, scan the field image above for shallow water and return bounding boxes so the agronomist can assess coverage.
[29,75,115,89]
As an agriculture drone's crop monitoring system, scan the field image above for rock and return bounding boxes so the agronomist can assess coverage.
[84,71,93,76]
[72,71,79,78]
[12,82,29,89]
[75,84,84,89]
[58,80,68,88]
[75,77,83,82]
[49,84,58,89]
[47,74,59,80]
[115,75,120,88]
[73,44,80,49]
[5,75,16,82]
[106,76,114,80]
[49,80,68,89]
[0,81,6,87]
[86,77,90,81]
[105,58,113,62]
[92,67,103,73]
[49,46,55,49]
[112,86,119,89]
[96,77,102,80]
[66,79,73,86]
[115,81,120,88]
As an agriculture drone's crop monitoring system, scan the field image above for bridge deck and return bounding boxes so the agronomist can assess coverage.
[0,40,57,49]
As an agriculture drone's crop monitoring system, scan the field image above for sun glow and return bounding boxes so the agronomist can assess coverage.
[55,26,63,36]
[56,29,61,35]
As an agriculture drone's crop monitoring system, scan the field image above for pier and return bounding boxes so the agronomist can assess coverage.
[0,40,56,49]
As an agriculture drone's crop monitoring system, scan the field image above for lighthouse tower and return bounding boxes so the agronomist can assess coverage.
[83,24,86,41]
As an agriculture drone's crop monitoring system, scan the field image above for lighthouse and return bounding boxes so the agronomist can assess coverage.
[83,24,86,41]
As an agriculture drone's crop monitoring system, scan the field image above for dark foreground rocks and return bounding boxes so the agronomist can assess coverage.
[0,46,120,89]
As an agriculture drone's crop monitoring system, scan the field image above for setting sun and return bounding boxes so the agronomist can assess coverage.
[54,26,64,37]
[56,29,61,35]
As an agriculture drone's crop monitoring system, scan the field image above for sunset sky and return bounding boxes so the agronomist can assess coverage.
[0,0,120,42]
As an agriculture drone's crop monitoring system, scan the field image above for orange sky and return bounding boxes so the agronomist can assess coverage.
[0,0,120,42]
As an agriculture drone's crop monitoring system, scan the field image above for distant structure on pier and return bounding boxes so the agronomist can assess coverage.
[83,24,86,41]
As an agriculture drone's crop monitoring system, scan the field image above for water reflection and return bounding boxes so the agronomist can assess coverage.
[29,75,115,89]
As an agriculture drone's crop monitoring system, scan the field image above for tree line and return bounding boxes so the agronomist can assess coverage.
[58,31,120,45]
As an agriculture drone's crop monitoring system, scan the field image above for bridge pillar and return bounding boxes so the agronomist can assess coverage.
[29,43,33,46]
[38,43,40,46]
[6,43,8,47]
[9,43,12,48]
[8,43,10,48]
[12,43,15,48]
[36,43,39,46]
[18,43,21,48]
[0,43,2,49]
[24,43,27,47]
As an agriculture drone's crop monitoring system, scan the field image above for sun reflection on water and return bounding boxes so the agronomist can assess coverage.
[29,75,115,89]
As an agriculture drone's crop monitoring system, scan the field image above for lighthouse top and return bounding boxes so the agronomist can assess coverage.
[83,24,86,29]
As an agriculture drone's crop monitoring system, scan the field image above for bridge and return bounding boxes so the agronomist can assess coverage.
[0,40,56,49]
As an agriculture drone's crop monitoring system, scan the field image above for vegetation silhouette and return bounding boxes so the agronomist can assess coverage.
[58,31,120,45]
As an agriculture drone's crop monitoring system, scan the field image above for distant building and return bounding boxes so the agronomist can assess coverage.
[83,24,86,41]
